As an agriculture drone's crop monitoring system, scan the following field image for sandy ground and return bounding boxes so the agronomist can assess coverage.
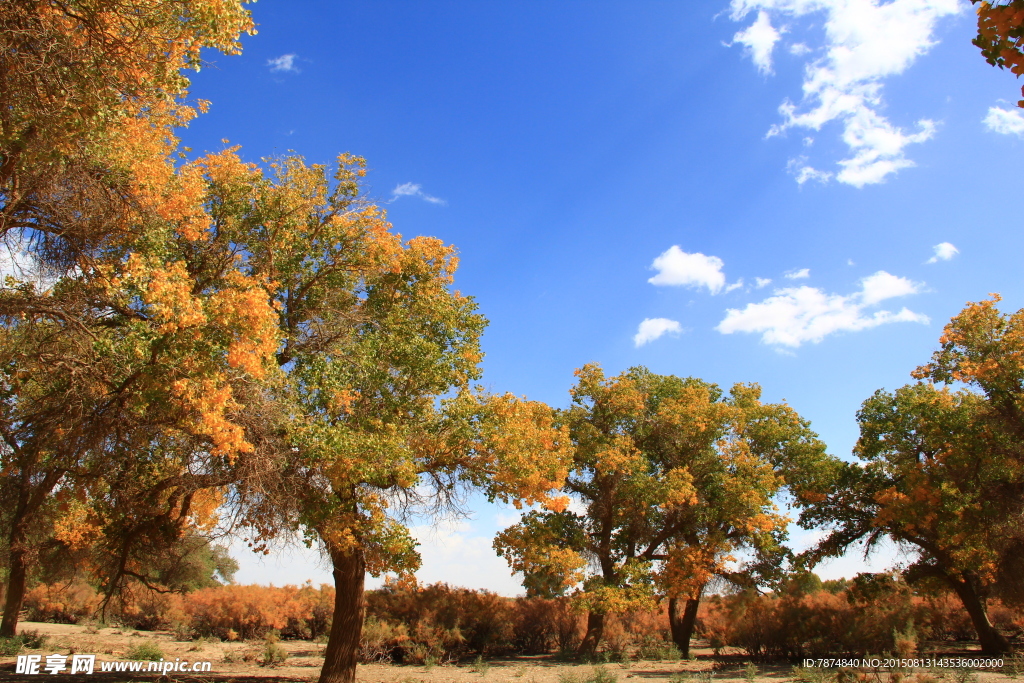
[0,621,1018,683]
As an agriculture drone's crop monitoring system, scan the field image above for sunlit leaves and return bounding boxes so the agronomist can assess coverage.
[495,364,830,624]
[973,0,1024,107]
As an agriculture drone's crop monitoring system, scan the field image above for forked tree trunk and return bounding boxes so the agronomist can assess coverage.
[668,595,701,659]
[949,576,1009,655]
[318,545,367,683]
[576,611,605,659]
[0,516,30,637]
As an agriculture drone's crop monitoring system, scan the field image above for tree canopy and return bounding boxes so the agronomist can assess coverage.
[495,364,835,657]
[802,297,1024,655]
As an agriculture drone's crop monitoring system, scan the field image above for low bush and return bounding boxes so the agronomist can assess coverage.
[0,636,23,656]
[126,641,164,661]
[23,581,99,624]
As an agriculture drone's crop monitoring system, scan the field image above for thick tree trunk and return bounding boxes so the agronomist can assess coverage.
[668,596,701,659]
[576,611,605,659]
[949,576,1009,655]
[0,519,29,637]
[317,545,367,683]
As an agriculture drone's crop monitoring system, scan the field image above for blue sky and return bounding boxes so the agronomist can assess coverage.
[181,0,1024,593]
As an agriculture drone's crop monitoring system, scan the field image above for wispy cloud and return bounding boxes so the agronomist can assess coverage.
[788,157,833,184]
[926,241,958,263]
[634,318,683,347]
[267,54,300,73]
[730,0,960,187]
[755,277,773,288]
[647,246,734,294]
[984,106,1024,138]
[785,268,810,280]
[717,270,927,347]
[391,182,447,205]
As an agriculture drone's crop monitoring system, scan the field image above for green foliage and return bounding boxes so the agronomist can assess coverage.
[471,654,490,675]
[801,298,1024,654]
[496,364,836,655]
[558,667,619,683]
[18,629,47,649]
[951,669,977,683]
[590,667,619,683]
[126,641,165,661]
[791,666,835,683]
[0,636,23,655]
[259,638,288,667]
[634,635,680,661]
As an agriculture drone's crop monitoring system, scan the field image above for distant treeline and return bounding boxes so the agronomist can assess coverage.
[17,576,1023,663]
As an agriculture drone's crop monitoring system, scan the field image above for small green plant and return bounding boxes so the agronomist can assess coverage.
[669,674,693,683]
[635,635,681,661]
[259,640,287,667]
[590,666,619,683]
[745,662,759,683]
[792,666,835,683]
[1005,653,1024,680]
[423,653,439,670]
[126,641,164,661]
[173,621,195,641]
[472,654,490,675]
[558,670,583,683]
[0,636,23,656]
[950,669,976,683]
[80,618,104,634]
[19,630,48,649]
[514,664,528,678]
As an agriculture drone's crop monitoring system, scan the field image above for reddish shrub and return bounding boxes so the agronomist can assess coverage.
[23,582,99,624]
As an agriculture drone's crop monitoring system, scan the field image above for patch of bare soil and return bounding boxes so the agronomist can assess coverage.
[0,622,1017,683]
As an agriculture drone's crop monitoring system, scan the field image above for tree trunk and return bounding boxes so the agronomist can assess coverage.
[576,611,605,659]
[317,544,367,683]
[0,519,29,637]
[949,576,1009,655]
[668,595,701,658]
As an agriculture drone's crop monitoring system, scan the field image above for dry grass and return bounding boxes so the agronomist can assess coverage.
[0,622,1017,683]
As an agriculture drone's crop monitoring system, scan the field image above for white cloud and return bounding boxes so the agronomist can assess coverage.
[984,106,1024,137]
[725,279,745,293]
[716,270,928,347]
[267,54,300,73]
[790,42,812,56]
[634,318,683,347]
[755,277,773,288]
[926,241,958,263]
[408,518,525,595]
[732,10,783,74]
[391,182,447,205]
[785,267,810,279]
[788,157,832,184]
[647,246,728,293]
[859,269,919,304]
[730,0,960,186]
